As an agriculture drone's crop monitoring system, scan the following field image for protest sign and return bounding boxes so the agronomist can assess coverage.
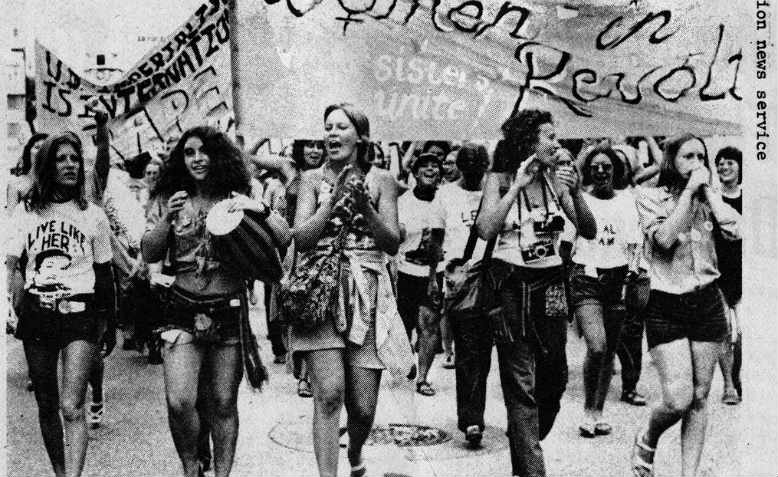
[235,0,747,140]
[35,0,234,159]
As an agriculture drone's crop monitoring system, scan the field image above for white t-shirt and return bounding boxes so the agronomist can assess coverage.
[9,201,113,296]
[437,182,485,268]
[492,177,576,268]
[572,190,641,268]
[397,191,446,277]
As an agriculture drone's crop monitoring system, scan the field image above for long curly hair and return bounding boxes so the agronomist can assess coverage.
[155,126,250,199]
[657,133,709,192]
[499,109,554,173]
[13,133,49,176]
[27,132,88,213]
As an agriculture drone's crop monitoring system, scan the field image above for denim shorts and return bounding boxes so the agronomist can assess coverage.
[644,284,727,349]
[157,287,243,347]
[569,264,627,309]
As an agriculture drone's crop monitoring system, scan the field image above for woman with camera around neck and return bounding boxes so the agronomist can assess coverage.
[476,109,596,477]
[570,146,642,438]
[631,134,741,477]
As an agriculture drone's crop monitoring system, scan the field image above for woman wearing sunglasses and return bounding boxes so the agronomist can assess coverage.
[570,146,642,437]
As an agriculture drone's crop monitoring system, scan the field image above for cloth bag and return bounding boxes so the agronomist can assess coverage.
[279,228,346,331]
[444,198,498,316]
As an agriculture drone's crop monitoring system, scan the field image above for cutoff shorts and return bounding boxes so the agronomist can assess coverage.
[643,283,727,349]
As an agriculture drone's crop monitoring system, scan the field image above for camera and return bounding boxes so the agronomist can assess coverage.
[521,240,557,263]
[533,215,565,234]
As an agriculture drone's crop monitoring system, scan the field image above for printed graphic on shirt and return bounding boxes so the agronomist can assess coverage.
[30,248,73,296]
[23,218,91,298]
[405,227,434,266]
[599,223,616,246]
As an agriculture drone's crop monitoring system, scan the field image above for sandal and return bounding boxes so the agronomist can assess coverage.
[416,381,436,396]
[579,421,596,438]
[297,379,313,398]
[350,462,367,477]
[631,430,656,477]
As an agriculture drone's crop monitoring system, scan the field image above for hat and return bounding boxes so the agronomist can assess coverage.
[411,152,442,173]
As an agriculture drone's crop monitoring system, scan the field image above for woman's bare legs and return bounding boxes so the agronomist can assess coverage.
[306,349,346,477]
[344,366,381,468]
[163,342,204,477]
[203,343,243,477]
[60,340,98,477]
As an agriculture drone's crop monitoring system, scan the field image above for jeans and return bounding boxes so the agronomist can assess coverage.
[617,310,643,393]
[450,309,493,433]
[491,262,568,477]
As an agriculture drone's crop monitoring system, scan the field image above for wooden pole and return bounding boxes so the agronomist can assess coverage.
[229,0,243,138]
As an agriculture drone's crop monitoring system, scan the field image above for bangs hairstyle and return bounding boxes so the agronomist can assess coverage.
[291,140,325,171]
[27,132,88,212]
[324,103,373,174]
[657,133,709,190]
[13,133,49,176]
[715,146,742,184]
[581,146,625,190]
[500,109,554,173]
[157,126,250,199]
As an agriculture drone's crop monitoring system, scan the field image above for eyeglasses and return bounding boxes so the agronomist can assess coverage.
[589,163,613,172]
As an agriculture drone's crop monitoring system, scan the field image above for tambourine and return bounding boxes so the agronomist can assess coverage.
[206,200,283,283]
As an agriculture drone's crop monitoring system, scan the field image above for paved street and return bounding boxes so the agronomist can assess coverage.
[5,288,776,477]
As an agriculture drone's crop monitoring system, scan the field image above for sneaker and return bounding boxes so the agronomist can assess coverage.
[88,401,104,429]
[465,425,483,448]
[273,354,287,365]
[722,388,741,405]
[441,353,455,369]
[297,379,313,398]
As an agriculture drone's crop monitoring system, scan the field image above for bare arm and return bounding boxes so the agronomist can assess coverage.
[7,255,24,313]
[250,155,298,184]
[360,172,401,255]
[476,172,520,240]
[293,173,335,251]
[93,111,110,198]
[559,189,597,240]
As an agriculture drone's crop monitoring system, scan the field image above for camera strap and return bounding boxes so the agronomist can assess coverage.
[462,196,496,264]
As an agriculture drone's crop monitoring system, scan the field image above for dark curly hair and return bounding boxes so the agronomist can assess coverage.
[456,142,489,175]
[499,109,554,173]
[12,133,49,176]
[155,126,250,199]
[714,146,742,184]
[657,133,709,192]
[27,132,88,212]
[581,146,625,190]
[324,103,373,174]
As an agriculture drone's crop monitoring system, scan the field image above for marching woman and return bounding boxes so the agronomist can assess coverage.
[141,126,265,477]
[631,134,741,477]
[476,109,596,477]
[7,132,114,477]
[570,146,642,437]
[290,103,409,477]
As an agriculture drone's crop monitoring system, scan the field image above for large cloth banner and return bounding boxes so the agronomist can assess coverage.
[237,0,746,140]
[35,0,234,159]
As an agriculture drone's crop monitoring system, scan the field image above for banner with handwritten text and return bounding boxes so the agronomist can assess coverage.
[236,0,746,140]
[35,0,234,159]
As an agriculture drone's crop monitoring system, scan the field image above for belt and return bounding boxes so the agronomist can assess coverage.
[56,300,87,314]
